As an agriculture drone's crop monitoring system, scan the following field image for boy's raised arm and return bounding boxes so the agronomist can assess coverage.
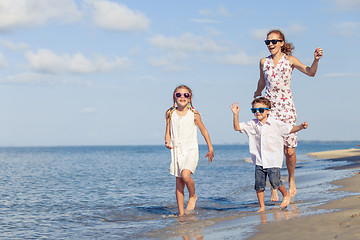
[230,102,241,131]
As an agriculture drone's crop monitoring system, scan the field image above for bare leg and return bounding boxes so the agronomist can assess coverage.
[285,147,297,197]
[278,185,290,209]
[256,190,266,212]
[181,169,197,212]
[176,177,185,216]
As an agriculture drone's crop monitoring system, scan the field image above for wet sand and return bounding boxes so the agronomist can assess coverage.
[249,147,360,240]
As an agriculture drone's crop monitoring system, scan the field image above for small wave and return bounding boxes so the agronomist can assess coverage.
[242,158,253,163]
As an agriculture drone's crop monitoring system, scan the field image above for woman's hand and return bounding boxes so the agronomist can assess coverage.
[314,48,323,60]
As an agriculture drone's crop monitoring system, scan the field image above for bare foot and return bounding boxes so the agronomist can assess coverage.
[186,194,197,212]
[280,195,290,209]
[271,188,279,202]
[289,180,297,197]
[257,206,266,212]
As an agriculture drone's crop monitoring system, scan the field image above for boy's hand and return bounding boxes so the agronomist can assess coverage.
[301,122,308,130]
[205,151,214,162]
[230,102,240,114]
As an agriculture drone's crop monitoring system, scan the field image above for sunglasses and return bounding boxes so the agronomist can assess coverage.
[174,92,191,98]
[264,39,283,45]
[251,107,269,113]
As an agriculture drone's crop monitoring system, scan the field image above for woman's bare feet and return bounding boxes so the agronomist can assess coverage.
[289,180,296,197]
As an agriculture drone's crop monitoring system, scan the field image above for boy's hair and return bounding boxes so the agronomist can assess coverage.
[251,97,271,109]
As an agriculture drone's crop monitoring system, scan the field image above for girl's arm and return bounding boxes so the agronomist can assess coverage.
[194,113,214,162]
[290,122,308,134]
[230,102,241,131]
[289,48,323,77]
[254,58,266,98]
[165,111,172,149]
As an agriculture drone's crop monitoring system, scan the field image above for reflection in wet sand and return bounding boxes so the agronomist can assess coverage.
[259,203,300,224]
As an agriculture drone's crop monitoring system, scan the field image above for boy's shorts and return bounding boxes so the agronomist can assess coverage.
[255,165,283,191]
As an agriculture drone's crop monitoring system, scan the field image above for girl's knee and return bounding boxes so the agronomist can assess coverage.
[181,170,192,182]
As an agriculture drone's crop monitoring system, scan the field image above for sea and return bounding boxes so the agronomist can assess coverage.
[0,141,358,240]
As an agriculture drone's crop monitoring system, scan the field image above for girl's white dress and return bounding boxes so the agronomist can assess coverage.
[169,110,199,177]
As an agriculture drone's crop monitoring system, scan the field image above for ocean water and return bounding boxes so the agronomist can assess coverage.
[0,142,358,239]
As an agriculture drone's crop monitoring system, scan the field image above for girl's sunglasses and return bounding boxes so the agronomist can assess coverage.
[264,39,283,45]
[174,92,191,98]
[251,107,269,113]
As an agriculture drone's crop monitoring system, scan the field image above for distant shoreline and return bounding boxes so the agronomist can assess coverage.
[0,140,358,148]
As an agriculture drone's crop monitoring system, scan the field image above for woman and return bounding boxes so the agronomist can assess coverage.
[254,29,323,199]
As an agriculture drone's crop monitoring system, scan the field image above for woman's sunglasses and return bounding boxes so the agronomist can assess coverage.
[264,39,283,45]
[251,107,269,113]
[174,92,191,98]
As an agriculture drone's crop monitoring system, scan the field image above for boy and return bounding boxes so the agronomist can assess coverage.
[230,97,308,212]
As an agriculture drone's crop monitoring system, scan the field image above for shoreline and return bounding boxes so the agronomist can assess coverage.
[248,147,360,240]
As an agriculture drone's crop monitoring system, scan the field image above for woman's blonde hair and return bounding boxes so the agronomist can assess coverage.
[267,29,294,56]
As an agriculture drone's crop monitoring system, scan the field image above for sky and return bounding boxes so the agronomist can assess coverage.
[0,0,359,146]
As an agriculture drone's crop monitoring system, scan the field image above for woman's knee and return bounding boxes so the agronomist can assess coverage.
[285,147,296,157]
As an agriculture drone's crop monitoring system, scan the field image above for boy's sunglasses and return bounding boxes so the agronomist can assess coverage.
[264,39,283,45]
[251,107,269,113]
[174,92,191,98]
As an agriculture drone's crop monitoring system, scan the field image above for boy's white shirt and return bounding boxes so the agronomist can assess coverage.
[239,117,293,168]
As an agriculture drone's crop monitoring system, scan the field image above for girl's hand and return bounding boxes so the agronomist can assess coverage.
[301,122,308,130]
[165,141,173,149]
[314,48,323,60]
[230,102,240,115]
[205,151,214,162]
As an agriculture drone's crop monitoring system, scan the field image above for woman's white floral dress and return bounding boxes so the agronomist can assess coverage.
[263,54,297,147]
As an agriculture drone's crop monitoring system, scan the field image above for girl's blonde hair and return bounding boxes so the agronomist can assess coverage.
[166,85,197,120]
[267,29,294,56]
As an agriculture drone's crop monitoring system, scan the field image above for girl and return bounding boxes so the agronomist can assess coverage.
[254,29,323,199]
[165,85,214,216]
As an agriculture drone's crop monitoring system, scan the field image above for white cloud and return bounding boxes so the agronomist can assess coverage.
[220,51,257,66]
[149,53,188,72]
[333,0,360,11]
[323,72,360,78]
[78,107,97,114]
[25,49,130,74]
[198,6,231,17]
[86,0,150,31]
[0,52,8,67]
[0,0,82,30]
[0,72,93,85]
[149,33,226,53]
[335,21,360,36]
[191,19,220,24]
[251,29,269,41]
[285,24,306,35]
[198,8,212,16]
[0,38,29,50]
[251,24,306,41]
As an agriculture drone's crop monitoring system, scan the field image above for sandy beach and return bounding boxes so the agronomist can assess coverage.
[249,147,360,240]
